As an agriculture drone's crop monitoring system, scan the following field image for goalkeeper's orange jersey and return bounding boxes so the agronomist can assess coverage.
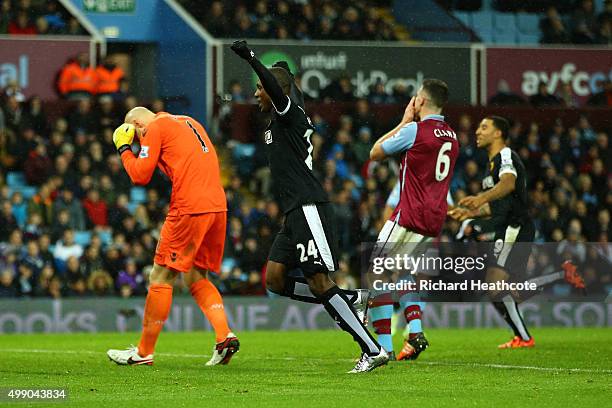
[120,112,226,216]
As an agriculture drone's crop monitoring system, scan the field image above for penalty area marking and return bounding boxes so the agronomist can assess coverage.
[1,348,611,375]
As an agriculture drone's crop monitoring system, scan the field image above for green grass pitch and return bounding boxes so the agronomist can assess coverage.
[1,328,611,407]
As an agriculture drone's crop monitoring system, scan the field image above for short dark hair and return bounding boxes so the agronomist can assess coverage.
[485,115,510,140]
[269,66,292,95]
[422,78,449,108]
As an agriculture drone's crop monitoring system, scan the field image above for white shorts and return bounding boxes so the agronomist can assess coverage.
[372,220,437,276]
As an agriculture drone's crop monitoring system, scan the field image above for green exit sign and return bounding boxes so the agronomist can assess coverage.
[83,0,136,13]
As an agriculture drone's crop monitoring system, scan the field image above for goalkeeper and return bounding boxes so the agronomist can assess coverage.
[106,107,239,366]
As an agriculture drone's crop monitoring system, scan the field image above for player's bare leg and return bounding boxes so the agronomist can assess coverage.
[186,267,239,366]
[107,264,177,365]
[265,260,289,295]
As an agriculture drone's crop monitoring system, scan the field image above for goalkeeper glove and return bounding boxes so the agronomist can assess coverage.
[231,40,255,61]
[113,123,135,155]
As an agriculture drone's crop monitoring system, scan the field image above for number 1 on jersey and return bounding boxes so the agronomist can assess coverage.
[186,120,209,153]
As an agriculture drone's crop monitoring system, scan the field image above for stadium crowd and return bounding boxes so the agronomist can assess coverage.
[446,0,611,45]
[181,0,399,41]
[0,57,610,299]
[0,0,85,35]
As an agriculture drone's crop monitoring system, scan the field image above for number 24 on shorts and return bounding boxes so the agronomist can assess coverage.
[297,240,318,262]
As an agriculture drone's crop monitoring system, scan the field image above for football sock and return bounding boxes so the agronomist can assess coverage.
[493,296,531,341]
[138,283,173,357]
[284,276,359,304]
[403,301,427,337]
[525,271,564,288]
[399,286,424,338]
[190,278,231,342]
[370,304,394,353]
[320,285,381,356]
[402,303,423,338]
[503,295,531,341]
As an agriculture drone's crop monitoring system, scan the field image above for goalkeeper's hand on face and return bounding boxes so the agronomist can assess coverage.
[231,40,255,61]
[113,123,135,155]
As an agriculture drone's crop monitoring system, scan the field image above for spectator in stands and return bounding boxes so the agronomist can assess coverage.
[227,80,247,103]
[35,16,52,35]
[33,263,53,296]
[274,1,293,27]
[95,96,120,130]
[42,0,66,33]
[95,56,125,98]
[540,6,571,44]
[8,10,36,35]
[23,212,43,241]
[0,269,17,297]
[24,143,52,186]
[22,96,47,136]
[50,208,71,242]
[3,95,24,136]
[81,245,104,279]
[339,6,363,39]
[352,99,377,135]
[253,19,271,38]
[391,81,411,105]
[316,17,336,40]
[488,80,527,106]
[27,183,54,226]
[3,79,26,103]
[572,0,597,43]
[596,15,611,44]
[64,16,85,35]
[0,0,12,34]
[587,79,612,106]
[82,189,108,227]
[368,80,394,104]
[98,174,116,206]
[352,126,374,166]
[116,258,145,295]
[203,0,228,37]
[37,233,54,266]
[53,229,84,262]
[88,269,114,296]
[529,82,562,107]
[16,262,34,296]
[321,73,356,102]
[45,276,63,298]
[601,0,612,21]
[233,13,254,38]
[151,99,165,113]
[10,192,27,229]
[53,186,85,231]
[58,53,96,100]
[22,240,44,277]
[68,97,97,134]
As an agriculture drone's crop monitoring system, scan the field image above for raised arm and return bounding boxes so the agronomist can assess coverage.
[231,40,289,113]
[113,123,161,185]
[370,97,417,161]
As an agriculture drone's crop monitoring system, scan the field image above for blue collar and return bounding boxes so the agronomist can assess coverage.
[422,114,445,121]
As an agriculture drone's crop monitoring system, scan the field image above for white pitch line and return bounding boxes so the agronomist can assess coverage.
[413,360,612,374]
[2,348,611,374]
